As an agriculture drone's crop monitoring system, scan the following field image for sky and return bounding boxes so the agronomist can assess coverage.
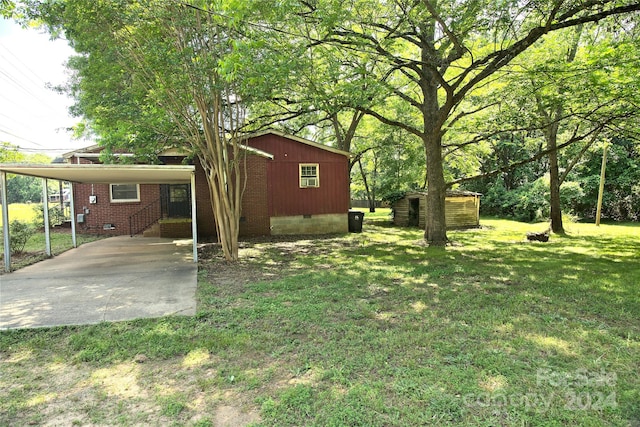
[0,17,91,158]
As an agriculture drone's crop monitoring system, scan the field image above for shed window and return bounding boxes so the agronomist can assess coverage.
[299,164,319,188]
[110,184,140,202]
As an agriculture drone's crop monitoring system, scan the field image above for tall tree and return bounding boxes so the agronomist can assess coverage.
[535,27,583,234]
[25,0,270,260]
[454,20,640,227]
[302,0,640,245]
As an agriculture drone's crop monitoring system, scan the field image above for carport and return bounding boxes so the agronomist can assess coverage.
[0,235,197,329]
[0,164,198,273]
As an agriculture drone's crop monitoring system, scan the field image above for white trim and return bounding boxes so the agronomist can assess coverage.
[248,130,352,157]
[190,172,198,263]
[109,183,141,203]
[0,164,195,184]
[2,171,10,272]
[299,163,319,188]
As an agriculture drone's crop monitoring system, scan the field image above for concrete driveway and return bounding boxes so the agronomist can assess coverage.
[0,236,197,329]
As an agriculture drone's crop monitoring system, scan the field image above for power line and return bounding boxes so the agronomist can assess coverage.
[0,41,69,112]
[0,41,50,89]
[0,111,32,130]
[0,69,45,102]
[0,126,46,147]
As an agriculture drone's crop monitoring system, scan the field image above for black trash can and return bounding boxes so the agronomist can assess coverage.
[348,210,365,233]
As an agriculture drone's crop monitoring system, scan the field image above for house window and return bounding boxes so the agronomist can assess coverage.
[110,184,140,202]
[299,164,319,188]
[169,185,189,203]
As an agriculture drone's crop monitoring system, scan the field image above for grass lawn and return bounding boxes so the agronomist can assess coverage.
[0,203,40,226]
[0,230,104,272]
[1,212,638,426]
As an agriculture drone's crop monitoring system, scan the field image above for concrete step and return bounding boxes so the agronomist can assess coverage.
[142,223,160,238]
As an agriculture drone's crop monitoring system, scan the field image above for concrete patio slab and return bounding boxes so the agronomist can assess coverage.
[0,236,197,329]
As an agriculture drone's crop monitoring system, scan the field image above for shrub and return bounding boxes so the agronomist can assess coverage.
[32,205,66,228]
[8,220,36,255]
[480,177,584,222]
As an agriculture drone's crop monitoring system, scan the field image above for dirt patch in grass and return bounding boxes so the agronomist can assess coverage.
[198,233,355,290]
[1,350,262,426]
[1,234,355,426]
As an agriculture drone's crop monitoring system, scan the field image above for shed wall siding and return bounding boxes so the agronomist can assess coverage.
[445,197,480,228]
[393,198,410,227]
[248,134,350,217]
[393,195,480,229]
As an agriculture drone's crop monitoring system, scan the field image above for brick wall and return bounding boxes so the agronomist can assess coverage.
[239,155,270,236]
[159,219,192,238]
[73,183,160,235]
[194,160,216,238]
[70,152,271,239]
[194,155,270,239]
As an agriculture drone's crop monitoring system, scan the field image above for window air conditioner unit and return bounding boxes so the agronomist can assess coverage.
[302,178,317,187]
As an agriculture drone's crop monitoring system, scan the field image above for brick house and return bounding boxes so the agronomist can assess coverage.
[64,130,351,238]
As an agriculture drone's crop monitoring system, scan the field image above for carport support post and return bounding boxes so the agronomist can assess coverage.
[191,171,198,263]
[69,182,77,248]
[1,171,10,272]
[42,178,51,257]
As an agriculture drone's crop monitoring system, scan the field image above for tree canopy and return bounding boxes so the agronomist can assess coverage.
[0,142,52,204]
[15,0,640,253]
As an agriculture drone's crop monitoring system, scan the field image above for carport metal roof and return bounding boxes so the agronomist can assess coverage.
[0,163,194,184]
[0,163,198,272]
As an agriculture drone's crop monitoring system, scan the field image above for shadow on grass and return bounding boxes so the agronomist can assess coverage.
[1,219,638,426]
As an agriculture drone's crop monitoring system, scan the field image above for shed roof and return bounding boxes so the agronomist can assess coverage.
[248,130,352,157]
[0,163,195,184]
[404,190,482,198]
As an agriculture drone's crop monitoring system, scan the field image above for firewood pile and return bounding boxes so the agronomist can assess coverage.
[526,231,550,242]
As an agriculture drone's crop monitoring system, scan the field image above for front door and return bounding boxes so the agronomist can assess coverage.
[161,184,191,218]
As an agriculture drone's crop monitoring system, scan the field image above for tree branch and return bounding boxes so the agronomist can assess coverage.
[447,112,633,187]
[420,0,468,63]
[359,107,423,139]
[451,2,640,106]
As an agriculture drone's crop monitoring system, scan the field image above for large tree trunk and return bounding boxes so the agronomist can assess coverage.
[547,121,564,234]
[546,26,582,235]
[424,132,448,245]
[421,30,448,246]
